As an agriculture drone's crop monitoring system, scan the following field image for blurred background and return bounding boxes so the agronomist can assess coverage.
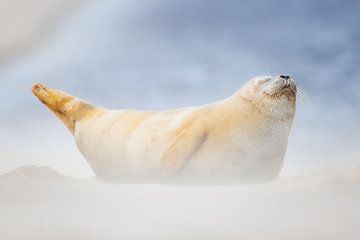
[0,0,359,178]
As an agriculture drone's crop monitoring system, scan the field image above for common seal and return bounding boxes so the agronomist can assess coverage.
[31,75,296,183]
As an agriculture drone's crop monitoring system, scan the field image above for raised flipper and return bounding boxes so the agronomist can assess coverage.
[162,123,208,175]
[31,83,98,134]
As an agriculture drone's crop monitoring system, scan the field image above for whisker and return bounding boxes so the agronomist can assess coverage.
[297,87,313,114]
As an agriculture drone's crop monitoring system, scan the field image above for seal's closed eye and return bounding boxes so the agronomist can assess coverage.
[255,76,272,84]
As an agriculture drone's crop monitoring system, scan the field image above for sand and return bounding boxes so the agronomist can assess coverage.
[0,166,359,240]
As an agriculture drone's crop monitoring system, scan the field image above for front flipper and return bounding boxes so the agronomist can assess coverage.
[162,126,208,175]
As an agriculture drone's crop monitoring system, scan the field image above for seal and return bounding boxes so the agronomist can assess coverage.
[31,75,297,183]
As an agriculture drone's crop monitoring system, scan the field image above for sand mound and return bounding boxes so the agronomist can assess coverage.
[281,167,360,186]
[0,165,77,183]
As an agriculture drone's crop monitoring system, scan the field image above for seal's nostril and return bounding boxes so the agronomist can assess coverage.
[279,75,290,80]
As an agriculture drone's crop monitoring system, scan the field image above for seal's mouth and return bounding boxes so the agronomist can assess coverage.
[280,81,297,93]
[265,76,297,98]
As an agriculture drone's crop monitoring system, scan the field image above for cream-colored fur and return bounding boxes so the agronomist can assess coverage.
[32,76,296,183]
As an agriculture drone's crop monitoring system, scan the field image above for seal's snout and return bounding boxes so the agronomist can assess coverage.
[279,75,290,80]
[275,75,296,90]
[262,75,297,98]
[277,75,293,85]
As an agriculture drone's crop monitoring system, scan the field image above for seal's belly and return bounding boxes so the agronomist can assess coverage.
[181,129,287,181]
[74,110,172,179]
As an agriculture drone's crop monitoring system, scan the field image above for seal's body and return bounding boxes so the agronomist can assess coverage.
[32,75,296,182]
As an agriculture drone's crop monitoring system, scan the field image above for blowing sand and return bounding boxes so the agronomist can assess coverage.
[0,166,359,240]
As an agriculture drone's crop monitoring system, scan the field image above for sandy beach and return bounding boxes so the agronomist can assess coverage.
[0,166,359,240]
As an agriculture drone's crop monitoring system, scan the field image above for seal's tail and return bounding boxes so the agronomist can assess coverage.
[31,83,98,134]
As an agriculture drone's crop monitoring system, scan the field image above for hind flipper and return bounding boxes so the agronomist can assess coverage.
[31,83,97,134]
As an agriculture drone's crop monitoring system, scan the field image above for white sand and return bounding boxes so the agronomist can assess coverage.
[0,166,359,240]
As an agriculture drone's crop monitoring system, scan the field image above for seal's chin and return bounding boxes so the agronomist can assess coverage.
[278,84,297,98]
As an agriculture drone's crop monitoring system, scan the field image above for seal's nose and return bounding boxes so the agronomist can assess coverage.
[279,75,290,80]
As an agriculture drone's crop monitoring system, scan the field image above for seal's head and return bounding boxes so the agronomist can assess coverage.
[239,75,297,119]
